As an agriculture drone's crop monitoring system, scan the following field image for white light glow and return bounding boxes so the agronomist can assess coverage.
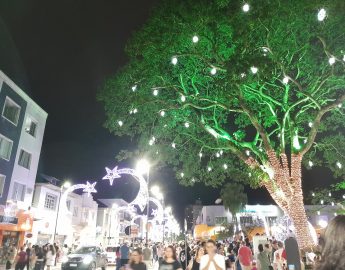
[153,89,159,96]
[207,166,212,172]
[192,35,199,43]
[245,150,250,156]
[223,164,228,169]
[171,57,178,65]
[180,172,184,178]
[318,220,328,228]
[283,76,289,84]
[312,192,315,197]
[118,120,123,127]
[181,95,186,102]
[216,152,220,158]
[308,161,314,167]
[172,143,176,148]
[184,122,190,128]
[321,200,324,205]
[160,111,165,117]
[329,57,336,65]
[317,8,326,21]
[250,66,258,74]
[240,73,246,78]
[132,85,137,92]
[133,108,138,114]
[242,3,250,12]
[136,159,150,175]
[199,152,203,158]
[308,122,313,127]
[210,67,217,75]
[336,161,342,169]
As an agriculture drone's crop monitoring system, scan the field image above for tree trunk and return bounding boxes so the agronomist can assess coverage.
[263,152,315,249]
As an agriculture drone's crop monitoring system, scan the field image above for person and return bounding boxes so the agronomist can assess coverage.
[158,245,182,270]
[315,215,345,270]
[46,245,56,270]
[226,249,235,270]
[120,243,130,267]
[34,246,44,270]
[29,245,37,270]
[238,241,252,270]
[62,244,69,256]
[187,246,204,270]
[251,261,257,270]
[129,249,147,270]
[116,247,121,270]
[6,244,17,270]
[200,240,226,270]
[25,243,32,270]
[272,242,285,270]
[15,247,27,270]
[143,244,152,269]
[256,244,271,270]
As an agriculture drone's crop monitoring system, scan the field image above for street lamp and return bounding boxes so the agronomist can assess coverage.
[136,159,150,244]
[53,181,71,243]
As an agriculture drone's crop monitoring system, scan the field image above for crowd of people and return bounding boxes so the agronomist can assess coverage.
[1,215,343,270]
[1,243,69,270]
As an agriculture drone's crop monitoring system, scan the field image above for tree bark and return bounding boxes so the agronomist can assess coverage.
[263,152,315,249]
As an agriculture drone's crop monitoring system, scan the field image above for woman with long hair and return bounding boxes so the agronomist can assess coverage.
[128,249,147,270]
[315,215,345,270]
[159,246,182,270]
[45,245,56,270]
[187,246,204,270]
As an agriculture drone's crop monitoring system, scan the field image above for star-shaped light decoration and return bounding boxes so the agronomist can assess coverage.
[151,208,158,218]
[103,166,121,185]
[83,181,97,197]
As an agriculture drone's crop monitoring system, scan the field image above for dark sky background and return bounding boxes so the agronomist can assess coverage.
[0,0,337,223]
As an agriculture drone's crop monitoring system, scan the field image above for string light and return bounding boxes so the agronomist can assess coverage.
[210,67,217,75]
[207,166,212,172]
[181,95,186,102]
[317,8,326,21]
[180,172,184,178]
[172,143,176,148]
[343,195,345,199]
[160,111,165,117]
[220,150,223,155]
[216,152,220,158]
[343,55,345,62]
[184,122,190,128]
[283,76,289,84]
[334,213,337,216]
[338,104,342,108]
[118,120,123,127]
[293,135,301,150]
[149,139,154,146]
[329,57,336,65]
[133,108,138,114]
[331,202,335,206]
[320,200,324,205]
[308,161,314,167]
[308,122,313,127]
[191,178,195,183]
[242,3,250,12]
[245,150,250,156]
[171,57,178,65]
[312,192,315,197]
[240,73,246,78]
[153,89,159,96]
[328,192,332,197]
[132,85,137,92]
[223,164,228,169]
[250,66,258,74]
[192,35,199,43]
[199,152,203,158]
[336,161,342,169]
[317,211,320,215]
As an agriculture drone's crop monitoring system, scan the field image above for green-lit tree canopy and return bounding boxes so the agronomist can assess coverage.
[99,0,345,248]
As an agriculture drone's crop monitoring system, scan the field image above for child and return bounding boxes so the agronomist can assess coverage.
[251,261,258,270]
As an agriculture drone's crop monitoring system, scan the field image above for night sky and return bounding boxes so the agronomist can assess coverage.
[0,0,337,223]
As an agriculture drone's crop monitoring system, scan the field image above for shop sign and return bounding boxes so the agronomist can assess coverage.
[0,215,18,224]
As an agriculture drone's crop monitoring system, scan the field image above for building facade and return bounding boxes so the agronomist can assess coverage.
[0,70,47,247]
[31,182,98,247]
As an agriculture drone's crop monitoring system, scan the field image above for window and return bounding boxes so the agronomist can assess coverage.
[73,207,78,217]
[11,182,26,201]
[18,150,31,169]
[2,97,21,125]
[66,200,71,211]
[0,175,5,197]
[44,193,57,210]
[0,135,13,160]
[25,117,38,137]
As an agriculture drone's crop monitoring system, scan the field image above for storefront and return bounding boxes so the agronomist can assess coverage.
[0,209,34,249]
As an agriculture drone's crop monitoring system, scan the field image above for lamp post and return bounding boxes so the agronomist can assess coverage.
[53,181,71,243]
[136,159,150,244]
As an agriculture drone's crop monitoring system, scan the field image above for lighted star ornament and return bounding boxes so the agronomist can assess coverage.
[103,166,121,185]
[83,181,97,197]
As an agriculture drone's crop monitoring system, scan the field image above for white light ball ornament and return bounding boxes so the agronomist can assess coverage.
[184,122,190,128]
[132,85,137,92]
[118,120,123,127]
[171,57,178,65]
[210,67,217,75]
[317,8,326,22]
[242,3,250,12]
[153,89,159,96]
[181,95,186,102]
[192,35,199,43]
[329,57,336,65]
[160,111,166,117]
[250,66,258,74]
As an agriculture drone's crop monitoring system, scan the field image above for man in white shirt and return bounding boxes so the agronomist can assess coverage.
[200,240,225,270]
[273,241,286,270]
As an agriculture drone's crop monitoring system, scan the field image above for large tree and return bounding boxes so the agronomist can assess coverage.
[99,0,345,248]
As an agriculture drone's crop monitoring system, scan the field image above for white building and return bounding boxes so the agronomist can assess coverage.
[31,182,98,246]
[96,199,134,247]
[0,70,47,247]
